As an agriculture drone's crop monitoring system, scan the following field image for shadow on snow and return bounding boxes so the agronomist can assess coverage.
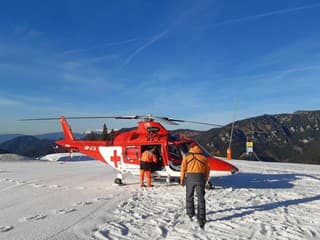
[207,194,320,222]
[211,172,320,189]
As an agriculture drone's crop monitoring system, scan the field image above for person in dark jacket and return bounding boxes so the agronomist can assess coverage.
[180,142,210,228]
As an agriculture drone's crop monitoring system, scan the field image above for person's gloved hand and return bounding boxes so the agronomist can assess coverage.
[180,179,185,186]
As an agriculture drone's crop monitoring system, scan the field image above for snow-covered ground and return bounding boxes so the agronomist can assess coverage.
[1,154,320,240]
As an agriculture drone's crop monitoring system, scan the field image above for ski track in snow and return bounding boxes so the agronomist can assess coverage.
[1,157,320,240]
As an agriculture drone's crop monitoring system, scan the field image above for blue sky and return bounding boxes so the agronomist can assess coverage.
[1,0,320,134]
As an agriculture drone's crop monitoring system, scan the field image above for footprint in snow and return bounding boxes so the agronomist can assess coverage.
[49,184,62,189]
[30,183,45,188]
[1,178,26,186]
[94,197,110,201]
[19,214,47,222]
[0,226,14,232]
[4,178,14,183]
[15,181,26,185]
[55,208,76,215]
[74,201,93,206]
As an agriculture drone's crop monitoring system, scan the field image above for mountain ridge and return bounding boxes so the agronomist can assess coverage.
[192,110,320,163]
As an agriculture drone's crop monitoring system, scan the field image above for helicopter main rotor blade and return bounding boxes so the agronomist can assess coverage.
[176,119,223,127]
[153,116,223,127]
[18,115,142,121]
[18,117,63,121]
[151,116,179,125]
[18,115,223,127]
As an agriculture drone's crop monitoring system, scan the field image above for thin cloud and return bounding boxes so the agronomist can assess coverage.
[62,54,119,70]
[214,3,320,26]
[62,38,140,55]
[0,97,21,105]
[0,94,52,106]
[229,64,320,101]
[274,65,320,77]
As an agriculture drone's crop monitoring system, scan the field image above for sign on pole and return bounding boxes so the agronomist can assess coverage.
[246,141,253,154]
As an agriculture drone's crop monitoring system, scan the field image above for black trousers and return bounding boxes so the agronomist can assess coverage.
[140,161,153,171]
[186,173,206,221]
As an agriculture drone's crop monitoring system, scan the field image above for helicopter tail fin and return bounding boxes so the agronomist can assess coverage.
[60,117,75,141]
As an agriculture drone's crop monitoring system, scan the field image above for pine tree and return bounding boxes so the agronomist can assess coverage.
[101,123,108,140]
[86,131,98,140]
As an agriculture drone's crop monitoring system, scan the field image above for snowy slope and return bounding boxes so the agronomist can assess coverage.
[1,157,320,240]
[40,152,95,162]
[0,153,31,161]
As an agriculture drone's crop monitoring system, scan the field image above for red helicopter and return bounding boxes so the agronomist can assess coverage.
[22,115,239,187]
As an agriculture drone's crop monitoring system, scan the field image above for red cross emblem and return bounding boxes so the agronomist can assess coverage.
[110,150,121,168]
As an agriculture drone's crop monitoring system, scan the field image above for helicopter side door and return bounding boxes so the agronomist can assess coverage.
[140,144,164,171]
[123,146,140,171]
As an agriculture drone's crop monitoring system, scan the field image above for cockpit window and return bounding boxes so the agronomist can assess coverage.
[196,143,211,157]
[167,142,212,172]
[168,142,212,163]
[168,135,180,142]
[168,144,181,160]
[182,142,211,157]
[179,143,189,157]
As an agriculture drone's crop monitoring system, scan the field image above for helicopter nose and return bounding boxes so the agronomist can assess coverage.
[231,166,239,175]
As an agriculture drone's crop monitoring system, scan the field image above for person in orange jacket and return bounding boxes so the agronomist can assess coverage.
[140,146,157,187]
[180,142,210,228]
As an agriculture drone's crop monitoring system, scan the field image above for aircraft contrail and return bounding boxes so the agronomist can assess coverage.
[122,28,171,67]
[214,3,320,26]
[122,3,320,67]
[121,5,196,67]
